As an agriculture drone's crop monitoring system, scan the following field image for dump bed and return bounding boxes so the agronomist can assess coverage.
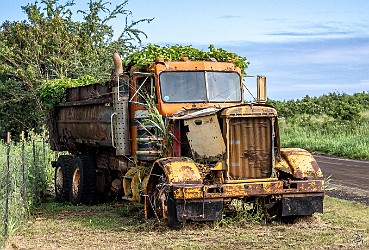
[49,83,115,152]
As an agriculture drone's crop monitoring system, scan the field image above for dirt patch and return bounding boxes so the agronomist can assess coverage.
[315,155,369,206]
[326,184,369,206]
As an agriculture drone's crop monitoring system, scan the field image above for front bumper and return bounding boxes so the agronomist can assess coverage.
[173,179,324,200]
[172,179,324,221]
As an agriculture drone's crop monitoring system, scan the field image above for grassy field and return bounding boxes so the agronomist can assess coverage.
[3,196,368,249]
[279,115,369,160]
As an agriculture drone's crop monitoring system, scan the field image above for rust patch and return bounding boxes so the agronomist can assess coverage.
[294,169,303,179]
[179,165,196,178]
[311,159,319,172]
[163,165,172,175]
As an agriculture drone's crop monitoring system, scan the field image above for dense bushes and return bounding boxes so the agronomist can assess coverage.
[268,92,369,120]
[0,0,152,139]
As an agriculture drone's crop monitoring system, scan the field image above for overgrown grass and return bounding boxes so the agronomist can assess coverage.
[279,115,369,160]
[0,135,54,246]
[3,197,369,249]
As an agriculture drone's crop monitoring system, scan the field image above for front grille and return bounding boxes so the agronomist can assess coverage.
[228,117,273,179]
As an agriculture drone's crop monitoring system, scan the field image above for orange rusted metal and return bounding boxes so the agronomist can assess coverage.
[151,61,244,116]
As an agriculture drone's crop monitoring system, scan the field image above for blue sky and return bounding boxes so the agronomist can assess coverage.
[1,0,369,100]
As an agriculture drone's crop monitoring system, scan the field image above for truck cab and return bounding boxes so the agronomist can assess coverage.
[123,57,324,225]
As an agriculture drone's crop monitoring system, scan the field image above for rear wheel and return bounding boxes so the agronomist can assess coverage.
[54,155,74,202]
[69,155,96,205]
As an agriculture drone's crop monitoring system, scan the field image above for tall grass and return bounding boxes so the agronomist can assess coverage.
[0,134,54,246]
[279,115,369,160]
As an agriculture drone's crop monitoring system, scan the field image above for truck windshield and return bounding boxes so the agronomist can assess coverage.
[159,71,241,103]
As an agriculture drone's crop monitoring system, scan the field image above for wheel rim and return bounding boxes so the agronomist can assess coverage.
[72,167,81,199]
[153,183,169,220]
[55,166,63,193]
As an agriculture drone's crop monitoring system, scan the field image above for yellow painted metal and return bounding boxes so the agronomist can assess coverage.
[221,104,277,117]
[226,116,273,179]
[173,179,324,200]
[212,161,224,171]
[225,178,278,184]
[162,160,202,184]
[123,166,150,202]
[275,148,323,179]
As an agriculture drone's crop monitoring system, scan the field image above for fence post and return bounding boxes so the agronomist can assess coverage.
[31,132,38,202]
[4,132,11,239]
[21,131,27,217]
[42,131,46,164]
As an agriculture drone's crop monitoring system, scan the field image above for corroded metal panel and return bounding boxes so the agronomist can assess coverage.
[227,117,273,179]
[54,83,114,149]
[162,159,202,184]
[57,104,113,147]
[275,148,323,179]
[184,114,226,162]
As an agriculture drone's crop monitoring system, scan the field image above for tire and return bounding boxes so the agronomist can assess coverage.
[54,155,74,202]
[150,176,180,229]
[166,190,180,230]
[69,155,96,205]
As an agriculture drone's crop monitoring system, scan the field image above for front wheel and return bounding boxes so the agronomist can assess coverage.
[148,174,180,229]
[69,155,96,205]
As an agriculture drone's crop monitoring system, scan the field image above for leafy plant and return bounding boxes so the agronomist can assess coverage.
[40,75,98,109]
[123,44,250,74]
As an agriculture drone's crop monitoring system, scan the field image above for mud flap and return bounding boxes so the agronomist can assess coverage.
[282,196,323,216]
[176,199,223,222]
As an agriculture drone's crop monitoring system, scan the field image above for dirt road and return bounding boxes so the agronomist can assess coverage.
[314,155,369,205]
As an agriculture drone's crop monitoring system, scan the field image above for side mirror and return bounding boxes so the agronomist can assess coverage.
[257,76,267,103]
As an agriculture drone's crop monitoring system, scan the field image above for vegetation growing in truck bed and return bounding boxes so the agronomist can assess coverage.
[123,44,250,73]
[39,75,98,109]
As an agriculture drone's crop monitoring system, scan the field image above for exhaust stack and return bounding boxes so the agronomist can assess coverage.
[113,52,123,76]
[257,76,267,103]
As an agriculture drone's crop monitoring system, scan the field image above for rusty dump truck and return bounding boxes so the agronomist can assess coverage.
[49,53,324,226]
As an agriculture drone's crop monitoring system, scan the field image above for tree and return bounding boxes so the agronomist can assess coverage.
[0,0,152,138]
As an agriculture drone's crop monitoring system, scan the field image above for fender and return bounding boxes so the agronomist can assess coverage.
[143,157,202,219]
[152,157,202,184]
[274,148,323,179]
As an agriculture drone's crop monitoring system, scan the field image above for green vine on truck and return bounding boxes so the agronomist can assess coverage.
[123,44,250,73]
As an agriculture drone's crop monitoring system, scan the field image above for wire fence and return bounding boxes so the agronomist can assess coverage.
[0,132,54,246]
